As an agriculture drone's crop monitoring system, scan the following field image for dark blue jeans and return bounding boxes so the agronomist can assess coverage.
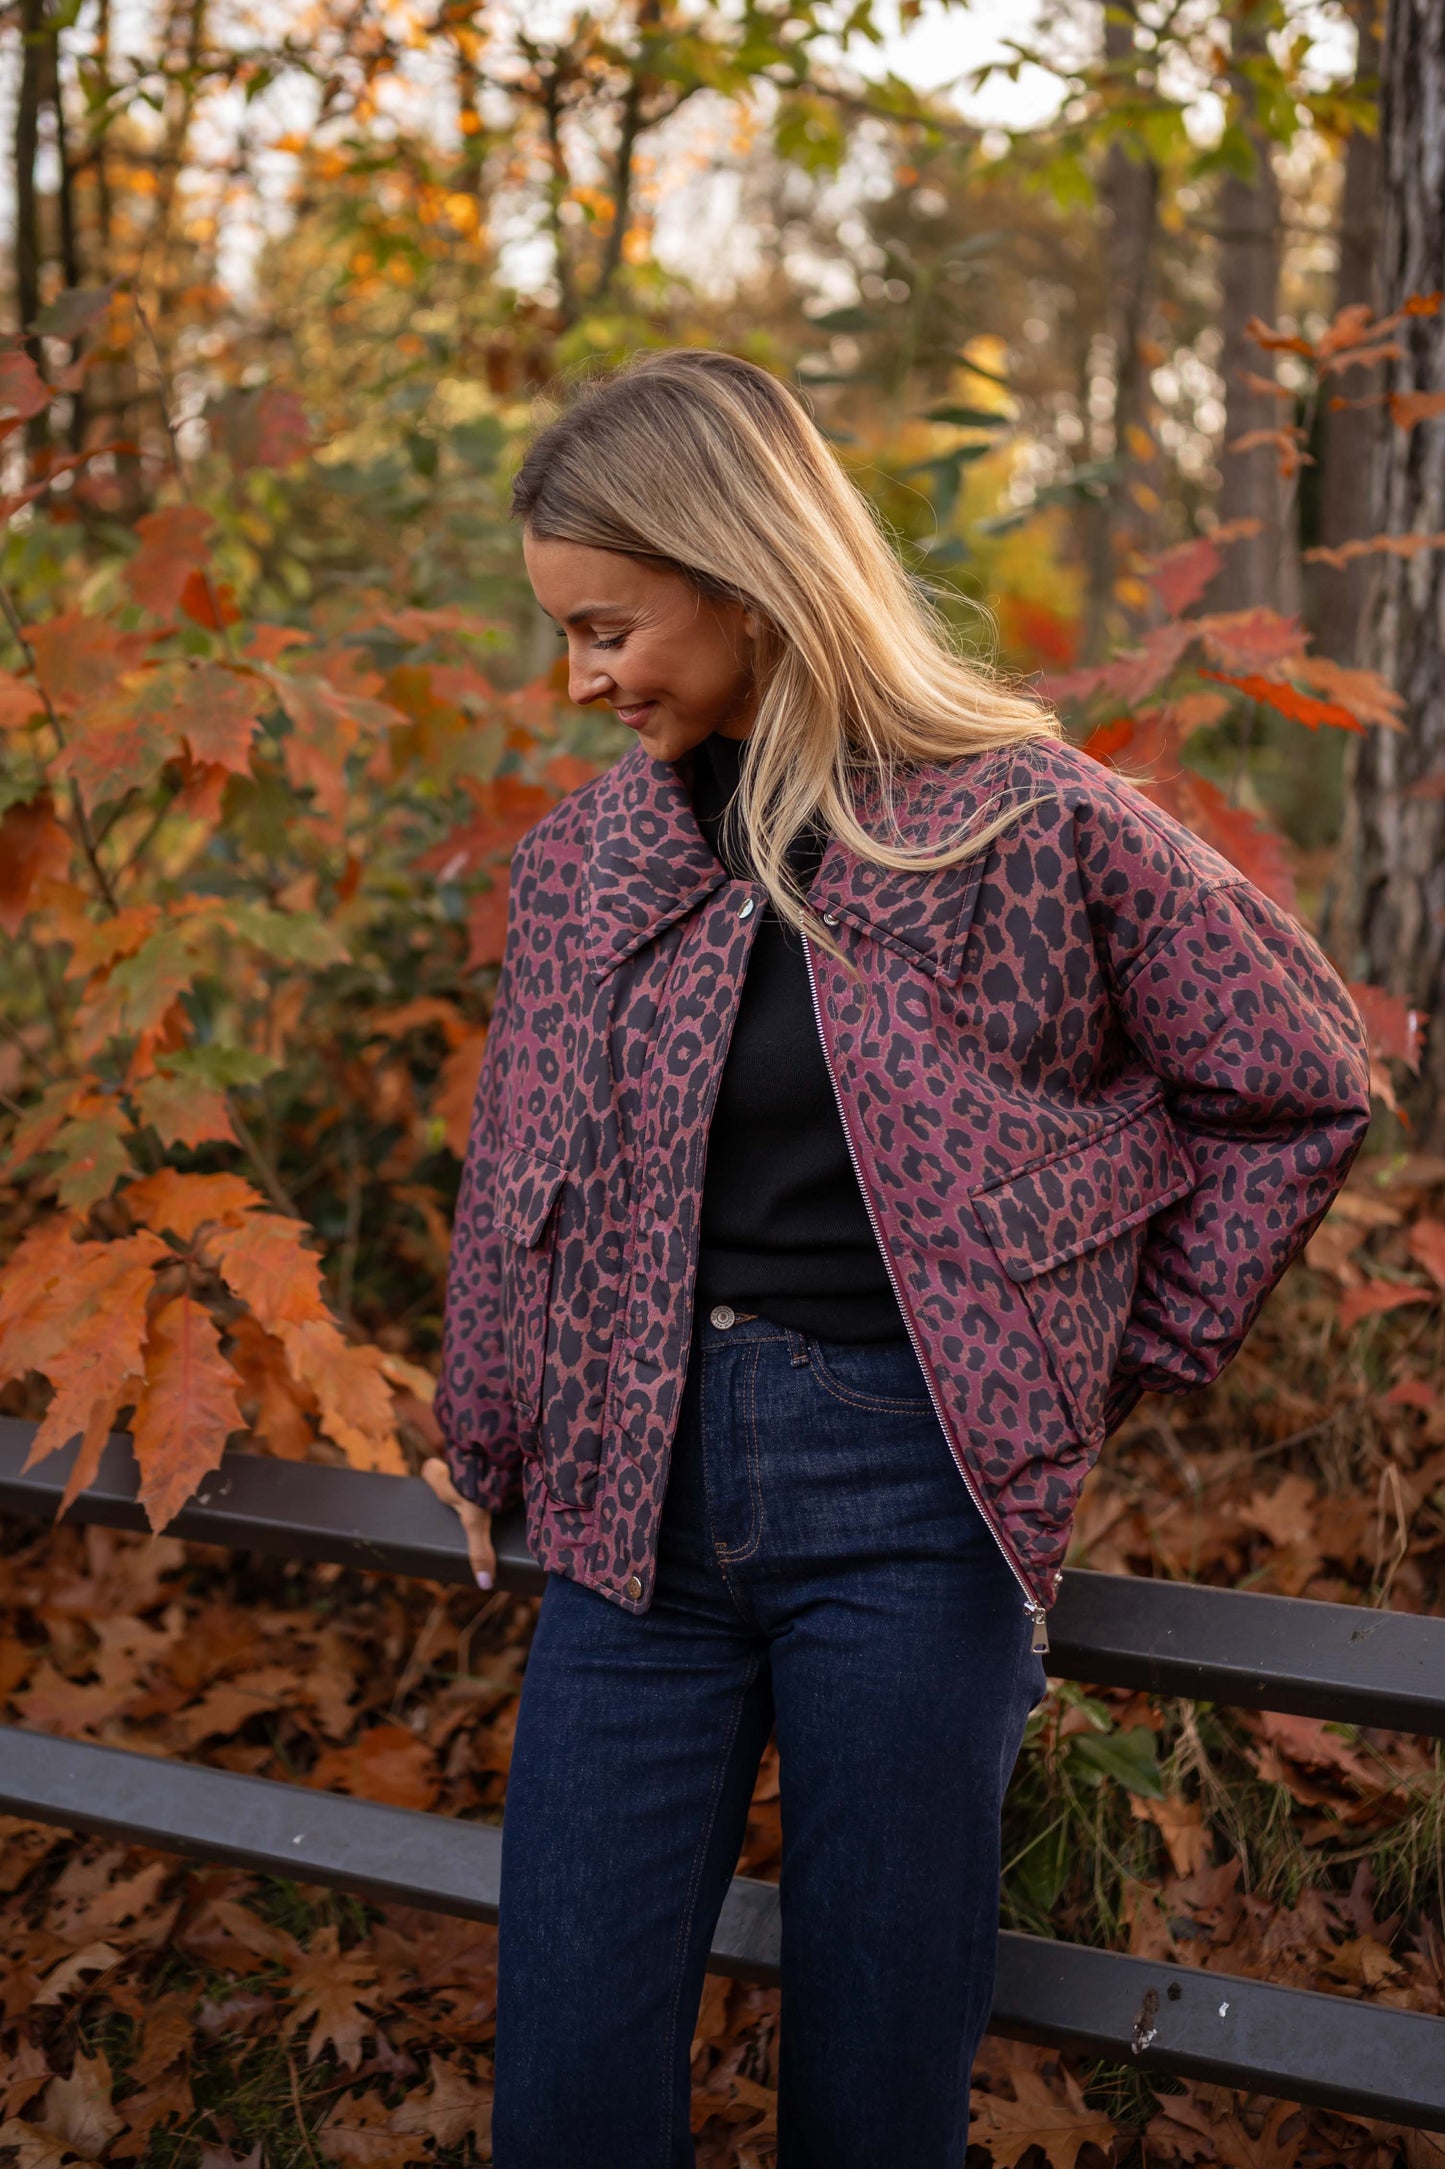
[492,1311,1044,2168]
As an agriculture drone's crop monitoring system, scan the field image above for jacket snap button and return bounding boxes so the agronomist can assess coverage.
[822,911,838,926]
[710,1304,736,1329]
[738,896,755,919]
[624,1574,643,1600]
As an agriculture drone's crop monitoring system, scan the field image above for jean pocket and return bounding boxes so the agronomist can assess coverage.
[972,1096,1195,1447]
[805,1335,936,1414]
[495,1140,567,1443]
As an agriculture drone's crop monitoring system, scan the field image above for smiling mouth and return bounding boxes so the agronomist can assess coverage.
[614,702,657,728]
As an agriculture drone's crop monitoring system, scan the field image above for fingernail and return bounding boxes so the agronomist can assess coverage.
[476,1570,493,1590]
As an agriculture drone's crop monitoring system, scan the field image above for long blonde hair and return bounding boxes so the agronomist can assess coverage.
[511,349,1061,974]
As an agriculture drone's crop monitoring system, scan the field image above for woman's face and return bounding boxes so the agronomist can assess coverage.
[523,531,758,765]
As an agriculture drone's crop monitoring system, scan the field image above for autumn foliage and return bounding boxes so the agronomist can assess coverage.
[3,246,1445,2169]
[0,294,598,1531]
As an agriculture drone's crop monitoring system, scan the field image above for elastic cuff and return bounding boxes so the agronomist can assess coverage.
[444,1446,519,1513]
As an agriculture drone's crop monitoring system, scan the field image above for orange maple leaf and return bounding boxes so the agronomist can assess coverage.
[224,1311,316,1460]
[1288,658,1404,732]
[1193,609,1304,670]
[1201,670,1361,733]
[203,1216,402,1471]
[173,664,268,774]
[124,505,215,618]
[466,874,510,969]
[130,1295,247,1529]
[125,1169,264,1245]
[0,665,42,729]
[1338,1282,1432,1331]
[434,1032,488,1157]
[1390,388,1445,430]
[130,1074,239,1153]
[28,612,149,715]
[0,797,71,937]
[1,1228,169,1513]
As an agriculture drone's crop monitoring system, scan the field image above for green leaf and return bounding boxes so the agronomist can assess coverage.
[975,459,1120,535]
[33,285,114,341]
[805,305,879,334]
[921,405,1009,429]
[1069,1724,1165,1799]
[159,1045,281,1089]
[406,433,439,479]
[227,904,351,968]
[450,417,504,472]
[52,1102,137,1215]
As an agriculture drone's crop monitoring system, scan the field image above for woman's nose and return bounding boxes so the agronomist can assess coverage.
[568,655,613,707]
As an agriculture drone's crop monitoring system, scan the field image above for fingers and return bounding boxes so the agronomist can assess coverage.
[463,1507,497,1592]
[420,1456,460,1509]
[420,1458,497,1591]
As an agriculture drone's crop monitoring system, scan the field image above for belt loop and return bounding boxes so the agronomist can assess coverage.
[785,1326,810,1366]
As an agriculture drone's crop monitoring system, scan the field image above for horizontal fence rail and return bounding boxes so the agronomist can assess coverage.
[3,1417,1445,2129]
[5,1421,1445,1735]
[0,1726,1442,2132]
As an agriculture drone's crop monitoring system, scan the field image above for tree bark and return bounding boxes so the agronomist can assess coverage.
[1309,0,1384,662]
[1213,6,1283,614]
[1082,0,1160,657]
[1339,0,1445,1140]
[14,0,45,341]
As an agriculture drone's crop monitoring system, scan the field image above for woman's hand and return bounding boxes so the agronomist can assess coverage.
[421,1457,497,1591]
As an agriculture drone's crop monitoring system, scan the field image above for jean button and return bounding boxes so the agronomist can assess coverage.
[624,1574,643,1600]
[709,1304,736,1329]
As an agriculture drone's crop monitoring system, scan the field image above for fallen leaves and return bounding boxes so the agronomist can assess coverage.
[286,1926,381,2069]
[969,2061,1117,2169]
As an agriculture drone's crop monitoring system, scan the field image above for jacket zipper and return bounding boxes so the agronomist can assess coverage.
[802,929,1051,1656]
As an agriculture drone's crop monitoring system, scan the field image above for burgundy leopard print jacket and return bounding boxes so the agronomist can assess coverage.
[436,735,1371,1626]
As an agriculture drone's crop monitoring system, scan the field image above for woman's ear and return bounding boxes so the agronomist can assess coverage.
[742,606,761,641]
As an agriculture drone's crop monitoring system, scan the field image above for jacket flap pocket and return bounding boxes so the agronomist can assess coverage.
[495,1142,567,1246]
[973,1098,1195,1283]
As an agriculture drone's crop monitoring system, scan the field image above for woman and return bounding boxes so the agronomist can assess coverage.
[424,349,1371,2167]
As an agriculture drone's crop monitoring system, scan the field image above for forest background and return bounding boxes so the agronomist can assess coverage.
[1,1,1444,2164]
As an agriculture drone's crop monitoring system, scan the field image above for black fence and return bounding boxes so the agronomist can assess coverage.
[2,1416,1443,2132]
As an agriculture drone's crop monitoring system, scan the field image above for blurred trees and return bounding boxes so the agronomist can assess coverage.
[3,0,1445,1389]
[1340,0,1445,1144]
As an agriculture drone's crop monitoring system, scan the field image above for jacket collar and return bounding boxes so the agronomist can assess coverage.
[582,738,1019,985]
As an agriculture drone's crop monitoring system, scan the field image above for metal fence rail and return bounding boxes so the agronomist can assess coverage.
[5,1423,1443,1734]
[2,1419,1443,2130]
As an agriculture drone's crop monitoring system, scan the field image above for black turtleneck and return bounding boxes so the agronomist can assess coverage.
[686,730,909,1344]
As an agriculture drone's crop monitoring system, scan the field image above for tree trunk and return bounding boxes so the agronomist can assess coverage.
[1309,0,1384,662]
[1082,0,1160,657]
[1213,7,1283,614]
[1339,0,1445,1141]
[14,0,44,340]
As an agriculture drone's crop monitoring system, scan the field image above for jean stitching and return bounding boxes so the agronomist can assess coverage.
[806,1343,934,1415]
[659,1659,759,2166]
[716,1344,765,1564]
[696,1336,722,1565]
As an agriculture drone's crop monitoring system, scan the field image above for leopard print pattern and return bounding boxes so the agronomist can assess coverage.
[436,737,1371,1613]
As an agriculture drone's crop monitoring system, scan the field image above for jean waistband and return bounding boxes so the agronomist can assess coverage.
[695,1305,801,1351]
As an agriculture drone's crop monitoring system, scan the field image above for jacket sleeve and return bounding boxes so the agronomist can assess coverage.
[433,950,523,1512]
[1103,876,1372,1431]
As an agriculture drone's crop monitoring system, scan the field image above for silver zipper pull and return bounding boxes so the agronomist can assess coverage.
[1028,1603,1050,1656]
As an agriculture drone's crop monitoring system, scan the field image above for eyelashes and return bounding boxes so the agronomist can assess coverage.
[554,631,626,652]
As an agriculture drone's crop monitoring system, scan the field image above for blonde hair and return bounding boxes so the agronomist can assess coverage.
[512,348,1061,975]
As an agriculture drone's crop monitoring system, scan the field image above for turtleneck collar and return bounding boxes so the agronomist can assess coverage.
[688,731,827,886]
